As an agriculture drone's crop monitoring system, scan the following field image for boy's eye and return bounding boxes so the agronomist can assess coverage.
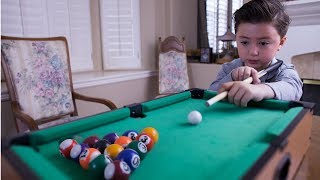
[259,41,270,46]
[240,41,248,45]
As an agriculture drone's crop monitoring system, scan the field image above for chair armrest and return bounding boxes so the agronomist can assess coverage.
[72,91,117,110]
[11,102,39,131]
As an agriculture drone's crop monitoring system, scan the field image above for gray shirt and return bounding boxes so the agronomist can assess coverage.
[208,58,303,101]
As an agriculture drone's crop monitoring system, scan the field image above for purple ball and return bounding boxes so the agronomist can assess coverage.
[103,133,119,144]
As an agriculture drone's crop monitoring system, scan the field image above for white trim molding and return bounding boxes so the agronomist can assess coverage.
[285,0,320,26]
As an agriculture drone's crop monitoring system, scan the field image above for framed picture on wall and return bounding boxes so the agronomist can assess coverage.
[200,48,212,63]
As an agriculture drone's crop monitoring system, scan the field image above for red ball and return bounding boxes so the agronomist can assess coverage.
[135,133,154,151]
[59,139,77,158]
[83,135,100,148]
[104,160,131,180]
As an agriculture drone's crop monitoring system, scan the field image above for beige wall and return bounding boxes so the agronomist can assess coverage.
[1,0,206,137]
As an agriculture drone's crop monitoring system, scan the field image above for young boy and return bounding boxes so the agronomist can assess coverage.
[208,0,302,107]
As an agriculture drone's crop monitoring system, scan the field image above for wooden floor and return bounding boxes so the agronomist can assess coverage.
[294,115,320,180]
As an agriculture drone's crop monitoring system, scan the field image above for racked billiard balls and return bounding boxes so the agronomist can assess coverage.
[135,133,154,151]
[103,132,119,144]
[141,127,159,143]
[83,135,100,148]
[59,139,77,158]
[79,148,101,170]
[104,144,124,160]
[116,149,140,171]
[104,160,131,180]
[122,130,139,141]
[70,143,89,162]
[127,140,148,160]
[93,139,111,154]
[114,136,132,148]
[89,154,112,178]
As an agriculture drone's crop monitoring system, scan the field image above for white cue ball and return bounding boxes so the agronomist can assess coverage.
[188,111,202,125]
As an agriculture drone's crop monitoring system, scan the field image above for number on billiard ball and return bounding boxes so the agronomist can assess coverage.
[104,160,131,180]
[136,133,154,151]
[116,149,140,171]
[141,127,159,143]
[122,130,139,141]
[127,140,148,160]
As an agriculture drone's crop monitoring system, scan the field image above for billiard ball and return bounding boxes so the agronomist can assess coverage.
[104,160,131,180]
[114,136,132,148]
[59,139,77,158]
[104,144,124,160]
[103,133,119,144]
[122,130,139,141]
[93,139,111,153]
[116,149,140,171]
[83,135,100,148]
[79,148,101,170]
[127,140,148,160]
[70,143,89,162]
[188,110,202,125]
[88,154,113,178]
[141,127,159,143]
[135,133,154,151]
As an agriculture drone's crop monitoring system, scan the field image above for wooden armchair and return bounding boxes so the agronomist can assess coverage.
[158,36,190,95]
[1,36,117,132]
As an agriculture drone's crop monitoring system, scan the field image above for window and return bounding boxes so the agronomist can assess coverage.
[100,0,141,69]
[1,0,141,72]
[206,0,242,53]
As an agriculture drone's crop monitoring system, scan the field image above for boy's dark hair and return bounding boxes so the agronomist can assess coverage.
[234,0,291,38]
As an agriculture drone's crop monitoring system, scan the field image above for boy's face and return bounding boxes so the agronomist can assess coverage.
[236,22,286,71]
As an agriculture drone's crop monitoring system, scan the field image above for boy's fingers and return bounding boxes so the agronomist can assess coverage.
[219,82,234,93]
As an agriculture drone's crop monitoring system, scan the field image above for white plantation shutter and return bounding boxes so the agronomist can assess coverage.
[100,0,141,69]
[206,0,242,53]
[1,0,93,72]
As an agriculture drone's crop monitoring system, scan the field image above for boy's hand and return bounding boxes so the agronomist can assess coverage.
[219,82,275,107]
[231,66,261,84]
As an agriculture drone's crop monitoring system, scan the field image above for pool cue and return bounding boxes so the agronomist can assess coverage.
[205,60,283,107]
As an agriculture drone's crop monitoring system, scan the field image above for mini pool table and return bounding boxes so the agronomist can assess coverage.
[2,89,314,180]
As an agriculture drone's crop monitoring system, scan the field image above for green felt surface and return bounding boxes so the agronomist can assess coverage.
[10,92,303,180]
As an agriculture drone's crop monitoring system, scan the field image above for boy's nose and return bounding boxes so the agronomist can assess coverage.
[249,45,259,56]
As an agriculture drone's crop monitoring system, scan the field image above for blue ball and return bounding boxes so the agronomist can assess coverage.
[122,130,139,141]
[116,149,140,171]
[70,143,89,162]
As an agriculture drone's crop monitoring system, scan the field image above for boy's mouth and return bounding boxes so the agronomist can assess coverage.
[247,60,259,64]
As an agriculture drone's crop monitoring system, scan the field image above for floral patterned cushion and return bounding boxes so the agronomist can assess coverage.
[159,51,189,94]
[1,39,75,120]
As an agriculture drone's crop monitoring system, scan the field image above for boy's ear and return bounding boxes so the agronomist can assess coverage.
[278,36,287,51]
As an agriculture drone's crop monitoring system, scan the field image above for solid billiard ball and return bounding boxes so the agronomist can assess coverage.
[70,143,89,162]
[116,149,140,171]
[83,135,100,148]
[114,136,132,148]
[104,160,131,180]
[88,154,113,178]
[104,144,124,160]
[59,139,78,158]
[79,148,101,170]
[141,127,159,143]
[103,133,119,144]
[93,139,111,153]
[126,140,148,160]
[135,133,154,151]
[122,130,139,141]
[188,110,202,125]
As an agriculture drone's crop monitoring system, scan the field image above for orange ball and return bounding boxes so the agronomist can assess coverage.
[141,127,159,143]
[79,148,101,170]
[104,144,124,159]
[114,136,132,148]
